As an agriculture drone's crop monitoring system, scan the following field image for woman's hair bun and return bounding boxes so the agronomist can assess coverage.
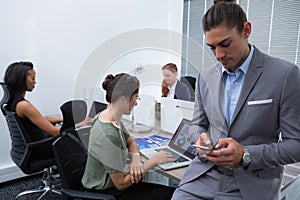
[102,74,114,90]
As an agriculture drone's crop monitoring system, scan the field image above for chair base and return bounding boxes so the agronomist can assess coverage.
[15,167,62,200]
[16,186,61,200]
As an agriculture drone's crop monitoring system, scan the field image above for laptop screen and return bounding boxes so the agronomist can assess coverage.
[168,118,197,159]
[88,101,107,118]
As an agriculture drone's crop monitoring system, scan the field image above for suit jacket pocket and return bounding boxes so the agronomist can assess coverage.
[245,98,275,131]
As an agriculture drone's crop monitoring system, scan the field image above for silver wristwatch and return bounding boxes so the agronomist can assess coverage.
[242,146,251,166]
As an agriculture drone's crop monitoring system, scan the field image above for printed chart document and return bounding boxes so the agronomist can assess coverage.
[134,135,170,149]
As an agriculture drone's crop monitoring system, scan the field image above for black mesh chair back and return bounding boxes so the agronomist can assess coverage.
[180,76,196,102]
[53,133,87,190]
[184,76,196,90]
[6,107,56,174]
[60,100,87,135]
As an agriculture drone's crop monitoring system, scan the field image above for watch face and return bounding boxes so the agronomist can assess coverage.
[243,153,251,163]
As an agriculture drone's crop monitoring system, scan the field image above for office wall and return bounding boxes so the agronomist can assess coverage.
[0,0,183,182]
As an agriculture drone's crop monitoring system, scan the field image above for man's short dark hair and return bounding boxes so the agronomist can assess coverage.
[202,2,247,34]
[214,0,236,4]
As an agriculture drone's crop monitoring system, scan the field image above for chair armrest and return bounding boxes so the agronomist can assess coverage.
[27,137,56,148]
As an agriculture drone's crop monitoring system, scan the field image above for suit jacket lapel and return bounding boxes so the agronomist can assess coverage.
[230,47,263,126]
[203,64,227,138]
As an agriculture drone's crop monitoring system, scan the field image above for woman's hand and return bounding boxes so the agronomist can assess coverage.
[129,153,144,183]
[151,151,175,165]
[75,117,92,129]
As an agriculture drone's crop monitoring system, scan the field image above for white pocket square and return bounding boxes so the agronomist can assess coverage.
[247,99,273,105]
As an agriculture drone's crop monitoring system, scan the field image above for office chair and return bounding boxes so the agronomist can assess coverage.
[52,100,115,200]
[59,99,87,137]
[180,76,196,101]
[0,82,61,199]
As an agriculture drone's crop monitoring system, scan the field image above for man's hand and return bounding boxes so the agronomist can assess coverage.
[194,132,213,158]
[205,138,244,168]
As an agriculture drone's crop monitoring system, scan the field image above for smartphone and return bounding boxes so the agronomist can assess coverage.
[193,144,227,151]
[192,144,212,151]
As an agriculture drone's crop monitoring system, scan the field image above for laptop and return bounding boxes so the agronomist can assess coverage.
[140,119,197,170]
[76,101,107,148]
[88,101,107,118]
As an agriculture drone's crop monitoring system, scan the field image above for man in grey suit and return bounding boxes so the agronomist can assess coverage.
[172,2,300,200]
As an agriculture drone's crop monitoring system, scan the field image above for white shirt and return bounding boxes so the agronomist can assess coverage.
[167,80,178,99]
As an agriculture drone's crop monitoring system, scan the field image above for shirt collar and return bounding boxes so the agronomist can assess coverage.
[168,79,178,90]
[222,45,254,76]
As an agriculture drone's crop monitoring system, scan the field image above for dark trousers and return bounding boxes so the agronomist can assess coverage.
[92,182,175,200]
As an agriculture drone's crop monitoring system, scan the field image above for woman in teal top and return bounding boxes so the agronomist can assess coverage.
[82,73,176,200]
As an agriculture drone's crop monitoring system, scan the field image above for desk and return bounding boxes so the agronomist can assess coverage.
[126,119,187,182]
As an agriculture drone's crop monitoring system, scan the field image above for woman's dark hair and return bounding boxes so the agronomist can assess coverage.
[102,73,140,103]
[161,63,177,97]
[4,61,34,95]
[202,2,247,34]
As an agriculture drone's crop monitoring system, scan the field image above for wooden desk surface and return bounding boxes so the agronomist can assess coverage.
[125,119,187,182]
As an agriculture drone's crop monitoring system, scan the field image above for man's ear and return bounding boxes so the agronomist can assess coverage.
[243,22,252,39]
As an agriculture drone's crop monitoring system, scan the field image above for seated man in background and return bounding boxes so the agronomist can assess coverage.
[161,63,191,101]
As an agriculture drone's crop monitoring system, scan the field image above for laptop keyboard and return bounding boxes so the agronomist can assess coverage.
[156,148,188,163]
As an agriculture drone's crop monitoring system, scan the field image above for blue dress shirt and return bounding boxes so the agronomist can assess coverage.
[222,45,254,125]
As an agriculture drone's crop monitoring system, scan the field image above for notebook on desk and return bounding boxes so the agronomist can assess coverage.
[140,119,197,170]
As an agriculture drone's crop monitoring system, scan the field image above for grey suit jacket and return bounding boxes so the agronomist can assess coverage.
[174,79,191,101]
[179,46,300,200]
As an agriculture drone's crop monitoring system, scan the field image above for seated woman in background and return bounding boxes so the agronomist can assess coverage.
[161,63,190,101]
[3,61,63,159]
[82,73,175,200]
[4,62,89,158]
